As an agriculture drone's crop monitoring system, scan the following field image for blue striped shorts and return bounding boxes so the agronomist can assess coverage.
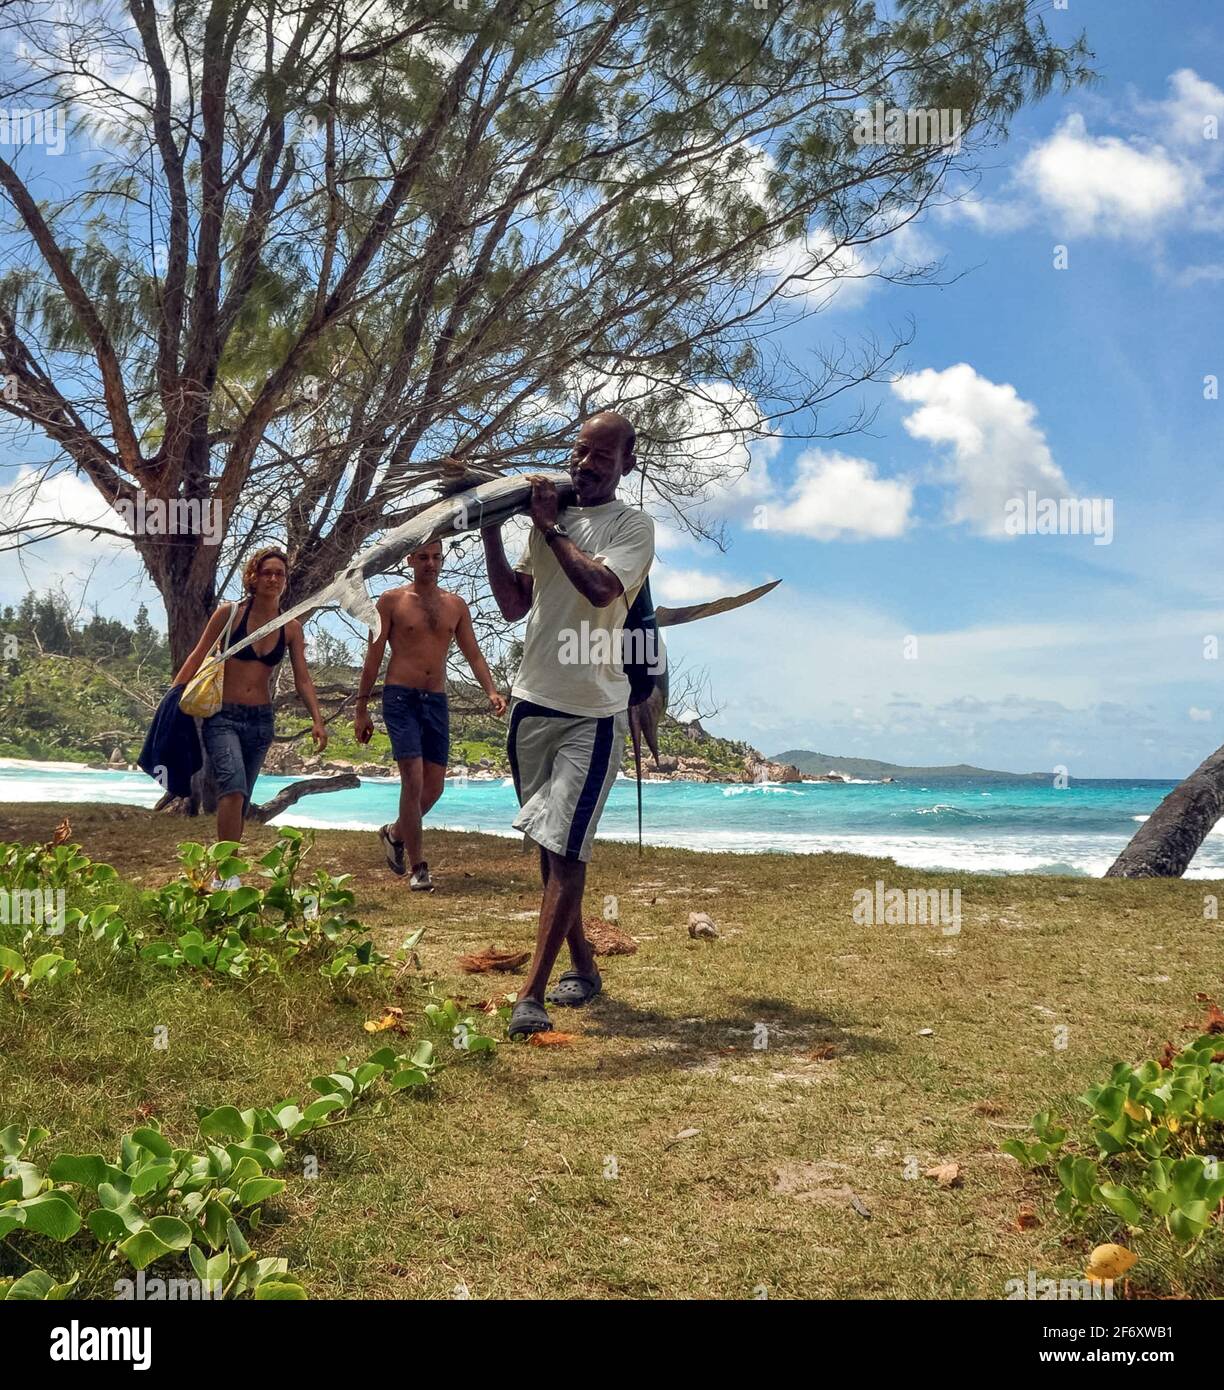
[506,700,627,863]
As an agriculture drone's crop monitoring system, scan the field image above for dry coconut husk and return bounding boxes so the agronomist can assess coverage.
[457,947,531,974]
[583,918,638,956]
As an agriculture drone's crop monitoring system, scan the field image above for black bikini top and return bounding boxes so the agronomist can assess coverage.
[230,599,287,667]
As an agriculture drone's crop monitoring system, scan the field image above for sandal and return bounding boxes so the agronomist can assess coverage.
[545,970,603,1007]
[508,998,553,1040]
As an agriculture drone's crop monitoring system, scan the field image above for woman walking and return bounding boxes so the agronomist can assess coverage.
[173,548,328,858]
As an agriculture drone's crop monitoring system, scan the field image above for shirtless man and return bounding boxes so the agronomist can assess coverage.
[353,540,507,891]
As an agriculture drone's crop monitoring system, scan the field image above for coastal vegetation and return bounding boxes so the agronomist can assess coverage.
[3,803,1221,1299]
[0,597,765,782]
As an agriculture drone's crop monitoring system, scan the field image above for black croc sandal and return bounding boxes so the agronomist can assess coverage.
[379,824,406,876]
[545,970,603,1007]
[508,999,553,1040]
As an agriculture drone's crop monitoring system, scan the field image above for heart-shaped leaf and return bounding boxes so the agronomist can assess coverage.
[17,1193,81,1241]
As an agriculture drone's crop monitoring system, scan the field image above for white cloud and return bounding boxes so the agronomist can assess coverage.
[0,466,128,555]
[1145,69,1224,160]
[1189,707,1213,722]
[892,363,1068,537]
[765,214,944,311]
[0,466,157,616]
[689,429,914,543]
[652,566,731,604]
[765,226,870,307]
[944,71,1224,243]
[766,450,912,540]
[1016,113,1192,237]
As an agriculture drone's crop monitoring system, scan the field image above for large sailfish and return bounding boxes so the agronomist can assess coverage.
[216,462,779,847]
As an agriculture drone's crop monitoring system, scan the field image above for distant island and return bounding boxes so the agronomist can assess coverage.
[770,750,1049,782]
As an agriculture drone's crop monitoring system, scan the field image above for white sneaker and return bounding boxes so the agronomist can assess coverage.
[409,862,434,893]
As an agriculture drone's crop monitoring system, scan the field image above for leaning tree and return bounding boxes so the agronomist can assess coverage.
[1106,747,1224,879]
[0,0,1091,809]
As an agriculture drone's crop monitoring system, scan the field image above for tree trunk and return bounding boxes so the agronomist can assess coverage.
[248,773,360,825]
[1104,741,1224,877]
[162,571,216,675]
[159,563,217,817]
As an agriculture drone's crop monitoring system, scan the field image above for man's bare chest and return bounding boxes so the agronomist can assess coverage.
[390,593,456,641]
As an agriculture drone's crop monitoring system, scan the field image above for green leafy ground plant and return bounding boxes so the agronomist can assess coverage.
[1003,1033,1224,1250]
[1,830,394,987]
[1,1003,498,1299]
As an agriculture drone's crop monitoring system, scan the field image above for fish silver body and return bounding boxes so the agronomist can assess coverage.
[215,469,575,660]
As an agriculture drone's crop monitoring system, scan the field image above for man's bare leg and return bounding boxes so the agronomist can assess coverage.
[216,791,244,844]
[391,756,425,867]
[538,847,596,977]
[420,762,446,818]
[518,848,590,1004]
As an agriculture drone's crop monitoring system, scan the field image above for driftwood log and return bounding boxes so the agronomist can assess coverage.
[1105,741,1224,878]
[247,773,360,825]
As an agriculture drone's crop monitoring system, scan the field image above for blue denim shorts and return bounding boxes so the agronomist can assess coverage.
[201,702,275,813]
[382,685,449,766]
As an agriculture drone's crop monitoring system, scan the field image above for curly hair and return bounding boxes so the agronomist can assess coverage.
[242,547,289,594]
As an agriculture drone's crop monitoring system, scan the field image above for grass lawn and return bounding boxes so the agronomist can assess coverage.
[2,801,1222,1300]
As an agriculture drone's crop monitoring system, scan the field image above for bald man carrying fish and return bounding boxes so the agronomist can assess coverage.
[482,411,655,1039]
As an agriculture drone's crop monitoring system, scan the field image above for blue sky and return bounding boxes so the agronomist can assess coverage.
[3,1,1222,777]
[647,0,1224,776]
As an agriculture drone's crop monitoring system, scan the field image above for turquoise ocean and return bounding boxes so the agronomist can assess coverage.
[0,761,1213,878]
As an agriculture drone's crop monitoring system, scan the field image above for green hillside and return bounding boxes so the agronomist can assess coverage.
[772,750,1047,781]
[0,593,752,777]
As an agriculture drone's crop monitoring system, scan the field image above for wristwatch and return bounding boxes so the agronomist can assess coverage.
[543,522,569,545]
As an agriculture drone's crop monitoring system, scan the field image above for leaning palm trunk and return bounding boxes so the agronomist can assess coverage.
[1104,741,1224,877]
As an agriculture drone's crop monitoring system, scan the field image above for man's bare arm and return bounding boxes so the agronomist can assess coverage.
[527,475,623,608]
[355,593,393,708]
[454,600,507,715]
[545,534,623,608]
[481,525,533,621]
[353,595,393,743]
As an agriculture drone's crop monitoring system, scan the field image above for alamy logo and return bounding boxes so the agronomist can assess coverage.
[0,107,67,156]
[49,1321,152,1369]
[115,1270,222,1300]
[1003,492,1114,545]
[852,880,961,934]
[557,622,665,673]
[111,491,223,545]
[1004,1270,1115,1300]
[852,102,962,148]
[0,887,66,933]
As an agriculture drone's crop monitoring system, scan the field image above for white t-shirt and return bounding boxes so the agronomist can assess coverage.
[512,499,655,717]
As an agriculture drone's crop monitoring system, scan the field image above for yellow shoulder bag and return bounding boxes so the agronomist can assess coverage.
[179,602,239,719]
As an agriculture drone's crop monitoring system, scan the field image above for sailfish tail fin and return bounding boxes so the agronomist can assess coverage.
[332,570,379,631]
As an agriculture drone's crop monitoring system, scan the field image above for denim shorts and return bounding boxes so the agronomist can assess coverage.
[201,702,275,813]
[382,685,449,766]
